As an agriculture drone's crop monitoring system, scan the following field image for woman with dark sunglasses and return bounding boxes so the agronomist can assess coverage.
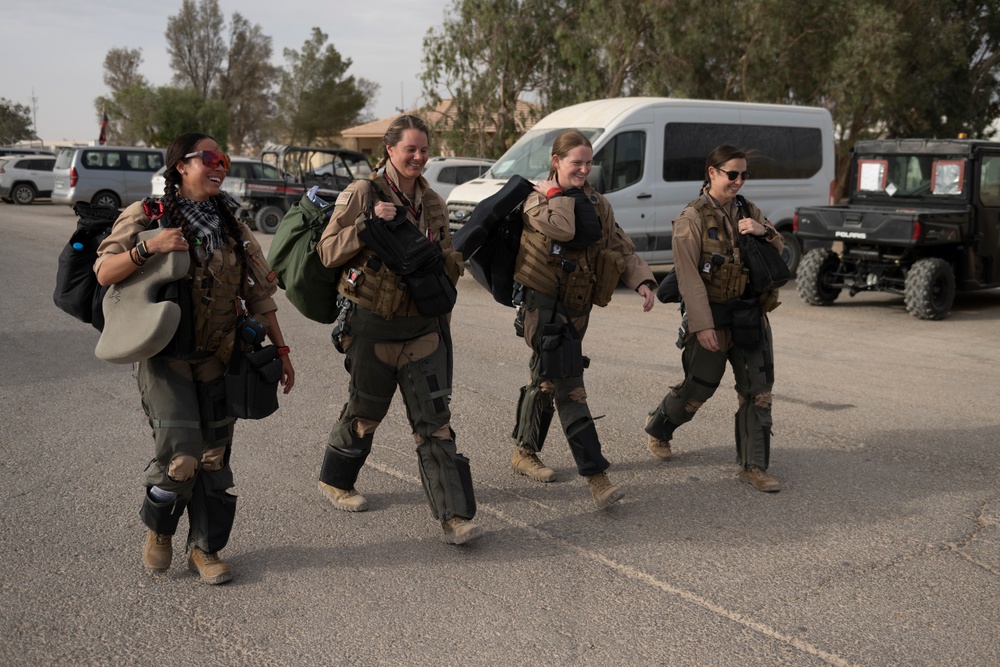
[95,132,295,583]
[644,144,784,492]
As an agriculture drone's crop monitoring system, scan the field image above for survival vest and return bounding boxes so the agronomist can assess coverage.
[513,187,624,310]
[690,196,749,304]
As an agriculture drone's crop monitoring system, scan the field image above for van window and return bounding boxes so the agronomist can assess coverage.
[55,149,74,169]
[594,131,646,193]
[125,151,163,171]
[663,123,823,181]
[491,127,604,180]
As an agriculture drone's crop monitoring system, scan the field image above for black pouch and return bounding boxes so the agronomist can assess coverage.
[404,267,457,317]
[225,342,282,419]
[153,276,198,358]
[656,269,681,303]
[730,297,763,350]
[538,321,583,379]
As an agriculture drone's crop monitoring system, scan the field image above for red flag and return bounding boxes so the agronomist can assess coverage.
[99,109,109,145]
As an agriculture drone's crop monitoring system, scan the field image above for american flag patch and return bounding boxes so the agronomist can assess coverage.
[335,190,352,206]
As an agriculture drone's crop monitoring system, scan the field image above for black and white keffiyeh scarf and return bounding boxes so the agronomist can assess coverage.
[175,193,239,255]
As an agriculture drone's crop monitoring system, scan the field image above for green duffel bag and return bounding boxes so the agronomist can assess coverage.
[266,192,342,323]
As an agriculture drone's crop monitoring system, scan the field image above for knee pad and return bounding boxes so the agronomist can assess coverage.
[416,439,475,521]
[511,383,555,451]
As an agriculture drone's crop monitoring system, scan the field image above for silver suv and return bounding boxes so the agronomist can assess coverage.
[422,156,494,201]
[0,155,57,204]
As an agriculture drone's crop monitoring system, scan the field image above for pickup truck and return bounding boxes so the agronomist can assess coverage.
[243,144,373,233]
[793,138,1000,319]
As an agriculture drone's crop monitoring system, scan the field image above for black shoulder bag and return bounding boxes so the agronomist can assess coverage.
[735,195,790,295]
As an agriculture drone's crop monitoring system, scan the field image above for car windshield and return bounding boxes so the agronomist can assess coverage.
[853,153,969,200]
[490,127,604,180]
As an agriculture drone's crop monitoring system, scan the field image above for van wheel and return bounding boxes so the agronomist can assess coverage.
[904,258,955,320]
[255,205,284,234]
[778,227,801,275]
[12,184,36,205]
[796,248,842,306]
[92,191,121,209]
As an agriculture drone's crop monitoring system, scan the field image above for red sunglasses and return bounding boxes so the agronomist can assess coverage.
[183,150,231,171]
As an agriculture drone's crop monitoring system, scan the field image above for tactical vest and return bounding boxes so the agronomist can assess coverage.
[513,189,624,310]
[192,230,265,360]
[689,196,749,304]
[338,178,460,320]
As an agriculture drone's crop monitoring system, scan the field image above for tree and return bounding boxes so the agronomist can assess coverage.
[102,47,147,93]
[0,98,34,144]
[216,13,280,154]
[165,0,226,99]
[422,0,556,158]
[277,28,376,145]
[149,88,228,148]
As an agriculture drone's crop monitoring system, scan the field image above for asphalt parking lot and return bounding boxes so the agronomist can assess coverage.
[1,203,998,666]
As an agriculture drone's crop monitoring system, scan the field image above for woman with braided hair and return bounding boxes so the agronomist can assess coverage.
[96,132,295,583]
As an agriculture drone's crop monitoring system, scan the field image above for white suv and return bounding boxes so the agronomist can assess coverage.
[0,155,57,205]
[422,156,494,201]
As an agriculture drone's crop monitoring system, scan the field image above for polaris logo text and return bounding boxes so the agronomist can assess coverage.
[835,231,868,239]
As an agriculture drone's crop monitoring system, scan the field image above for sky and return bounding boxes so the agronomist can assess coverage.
[0,0,454,144]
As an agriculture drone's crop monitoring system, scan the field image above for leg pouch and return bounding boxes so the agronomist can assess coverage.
[730,297,763,350]
[538,322,583,379]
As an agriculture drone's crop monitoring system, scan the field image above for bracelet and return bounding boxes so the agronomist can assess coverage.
[276,346,290,356]
[136,240,153,259]
[546,187,563,199]
[129,247,147,267]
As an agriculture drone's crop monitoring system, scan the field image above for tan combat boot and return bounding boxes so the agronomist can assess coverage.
[645,415,672,460]
[512,445,556,482]
[188,547,233,585]
[318,481,369,511]
[738,466,781,492]
[142,530,172,572]
[585,471,625,509]
[441,517,484,545]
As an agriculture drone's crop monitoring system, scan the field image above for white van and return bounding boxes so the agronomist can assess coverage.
[446,97,835,271]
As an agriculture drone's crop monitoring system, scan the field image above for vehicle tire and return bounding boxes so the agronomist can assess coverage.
[796,248,842,306]
[778,227,801,276]
[92,191,121,209]
[904,257,955,320]
[12,183,36,205]
[255,205,285,234]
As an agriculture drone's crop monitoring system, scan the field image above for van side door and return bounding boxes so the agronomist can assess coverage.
[974,151,1000,287]
[593,127,658,261]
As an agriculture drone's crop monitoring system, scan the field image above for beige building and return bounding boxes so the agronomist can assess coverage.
[339,98,538,159]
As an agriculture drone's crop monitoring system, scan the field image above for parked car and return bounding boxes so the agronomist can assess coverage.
[51,145,166,209]
[0,147,55,158]
[422,156,495,201]
[0,154,57,204]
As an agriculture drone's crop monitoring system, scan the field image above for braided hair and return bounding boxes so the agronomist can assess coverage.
[374,114,430,170]
[162,132,248,266]
[701,144,748,195]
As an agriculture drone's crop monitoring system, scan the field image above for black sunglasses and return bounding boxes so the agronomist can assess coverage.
[714,166,750,181]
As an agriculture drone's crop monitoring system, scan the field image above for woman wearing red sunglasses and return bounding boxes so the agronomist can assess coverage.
[644,144,785,492]
[95,132,295,583]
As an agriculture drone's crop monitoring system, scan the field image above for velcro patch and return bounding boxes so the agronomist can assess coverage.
[336,190,353,207]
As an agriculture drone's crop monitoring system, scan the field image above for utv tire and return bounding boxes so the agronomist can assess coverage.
[12,183,36,205]
[255,205,284,234]
[904,257,955,320]
[796,248,841,305]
